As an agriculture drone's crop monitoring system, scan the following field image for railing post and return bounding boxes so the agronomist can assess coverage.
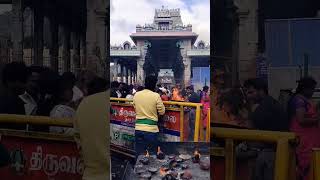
[194,105,201,142]
[288,141,297,180]
[225,139,236,180]
[180,105,184,142]
[207,108,210,142]
[275,139,289,180]
[310,149,320,180]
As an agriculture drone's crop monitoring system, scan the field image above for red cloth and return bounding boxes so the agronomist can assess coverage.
[161,95,169,101]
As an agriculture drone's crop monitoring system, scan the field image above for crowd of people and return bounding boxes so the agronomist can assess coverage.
[0,61,108,134]
[110,80,211,141]
[213,75,320,180]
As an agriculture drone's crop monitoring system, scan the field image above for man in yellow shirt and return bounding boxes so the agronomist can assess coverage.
[133,75,165,158]
[74,91,110,180]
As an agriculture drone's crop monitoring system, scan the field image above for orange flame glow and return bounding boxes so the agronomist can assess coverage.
[159,167,167,176]
[157,146,162,155]
[194,150,201,158]
[145,150,150,157]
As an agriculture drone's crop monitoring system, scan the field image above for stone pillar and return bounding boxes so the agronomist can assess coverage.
[86,0,107,77]
[49,15,59,72]
[72,32,81,74]
[80,34,86,69]
[181,40,192,86]
[131,71,134,84]
[61,26,71,72]
[117,62,121,82]
[135,73,137,84]
[111,59,116,81]
[128,69,131,85]
[184,58,192,86]
[33,4,44,66]
[122,65,127,83]
[137,60,145,85]
[11,0,24,62]
[236,0,259,83]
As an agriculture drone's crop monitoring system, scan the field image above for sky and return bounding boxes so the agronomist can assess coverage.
[0,5,11,14]
[110,0,210,46]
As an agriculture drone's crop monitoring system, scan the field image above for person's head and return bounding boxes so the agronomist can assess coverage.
[87,77,107,95]
[26,65,44,97]
[56,79,74,104]
[77,70,96,95]
[296,77,317,98]
[203,86,209,93]
[2,62,29,95]
[111,81,120,90]
[144,75,157,91]
[137,86,144,92]
[61,72,76,87]
[39,68,60,96]
[243,78,268,103]
[186,85,194,94]
[220,88,245,116]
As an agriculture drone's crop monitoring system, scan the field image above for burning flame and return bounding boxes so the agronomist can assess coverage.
[194,150,201,158]
[145,150,150,157]
[157,146,162,155]
[159,167,167,176]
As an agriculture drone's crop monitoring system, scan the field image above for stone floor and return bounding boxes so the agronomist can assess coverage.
[134,154,210,180]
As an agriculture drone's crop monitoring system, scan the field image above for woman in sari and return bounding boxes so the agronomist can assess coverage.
[289,77,320,180]
[201,86,210,135]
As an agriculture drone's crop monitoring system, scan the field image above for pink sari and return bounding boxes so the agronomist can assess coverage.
[289,95,320,180]
[201,92,210,128]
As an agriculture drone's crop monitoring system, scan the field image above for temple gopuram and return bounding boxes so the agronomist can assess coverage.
[110,7,210,89]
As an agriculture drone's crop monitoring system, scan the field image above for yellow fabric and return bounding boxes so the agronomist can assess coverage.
[133,89,165,133]
[74,91,110,180]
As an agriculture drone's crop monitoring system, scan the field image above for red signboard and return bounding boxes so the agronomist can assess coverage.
[0,135,82,180]
[111,105,136,127]
[161,110,180,132]
[110,104,182,134]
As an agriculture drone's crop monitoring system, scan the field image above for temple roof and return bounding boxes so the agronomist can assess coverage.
[130,31,198,44]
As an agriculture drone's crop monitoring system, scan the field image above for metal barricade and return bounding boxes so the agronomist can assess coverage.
[211,127,297,180]
[0,114,80,179]
[110,98,206,142]
[310,148,320,180]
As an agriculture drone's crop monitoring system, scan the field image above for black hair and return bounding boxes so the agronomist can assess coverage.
[2,61,29,87]
[54,77,74,103]
[203,86,209,92]
[61,72,76,87]
[111,81,120,89]
[87,77,107,95]
[137,86,144,92]
[243,78,268,95]
[39,68,60,95]
[144,75,157,91]
[186,85,194,91]
[296,76,317,94]
[219,88,246,116]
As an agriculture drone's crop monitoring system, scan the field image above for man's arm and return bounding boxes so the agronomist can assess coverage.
[156,95,165,115]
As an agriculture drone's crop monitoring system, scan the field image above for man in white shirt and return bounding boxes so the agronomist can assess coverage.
[19,66,44,115]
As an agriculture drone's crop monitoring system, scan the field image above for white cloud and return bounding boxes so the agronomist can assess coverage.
[110,0,210,46]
